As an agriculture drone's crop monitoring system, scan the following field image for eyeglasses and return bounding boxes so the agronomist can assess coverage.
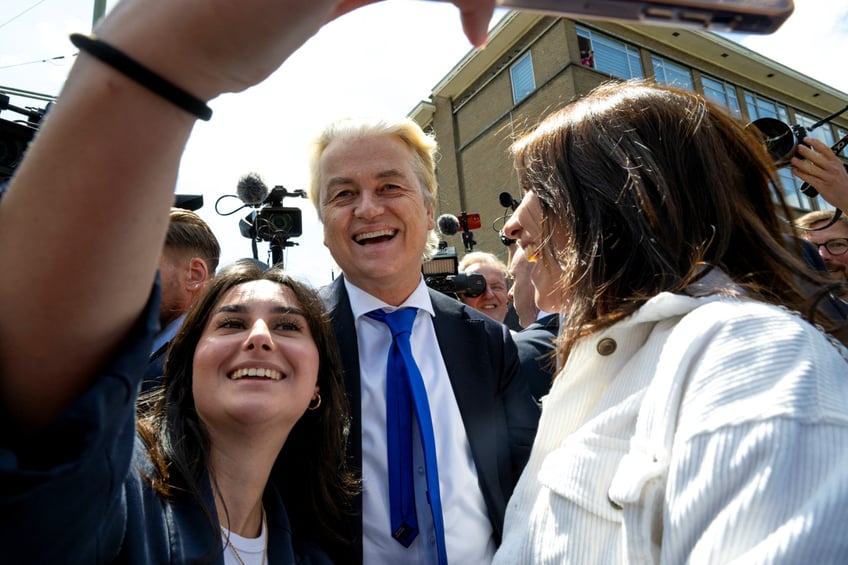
[813,238,848,256]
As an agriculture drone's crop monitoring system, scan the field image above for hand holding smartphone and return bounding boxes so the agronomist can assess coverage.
[493,0,794,33]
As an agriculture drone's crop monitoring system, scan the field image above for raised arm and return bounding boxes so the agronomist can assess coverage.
[0,0,495,431]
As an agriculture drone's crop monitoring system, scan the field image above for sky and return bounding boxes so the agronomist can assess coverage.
[1,0,847,287]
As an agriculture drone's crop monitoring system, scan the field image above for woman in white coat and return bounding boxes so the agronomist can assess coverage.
[496,81,848,564]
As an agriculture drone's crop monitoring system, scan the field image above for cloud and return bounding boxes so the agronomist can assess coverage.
[733,3,848,93]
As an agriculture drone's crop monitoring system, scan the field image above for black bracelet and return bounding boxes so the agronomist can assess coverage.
[69,33,212,121]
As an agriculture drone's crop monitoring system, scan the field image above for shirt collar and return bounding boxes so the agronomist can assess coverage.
[151,312,186,354]
[344,275,435,320]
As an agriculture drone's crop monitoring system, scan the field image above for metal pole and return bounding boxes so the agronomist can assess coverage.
[92,0,107,28]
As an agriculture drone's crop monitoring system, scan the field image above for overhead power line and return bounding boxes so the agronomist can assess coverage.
[0,53,76,72]
[0,0,50,31]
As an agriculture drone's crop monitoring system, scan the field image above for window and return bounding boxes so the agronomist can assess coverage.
[510,52,536,105]
[776,168,808,210]
[701,75,741,118]
[795,110,836,147]
[744,91,790,123]
[651,56,693,90]
[577,27,644,80]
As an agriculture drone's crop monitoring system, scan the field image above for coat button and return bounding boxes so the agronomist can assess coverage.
[597,338,617,356]
[608,493,623,510]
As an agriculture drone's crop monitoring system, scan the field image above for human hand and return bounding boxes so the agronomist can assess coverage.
[791,137,848,211]
[93,0,494,102]
[92,0,373,100]
[441,0,498,47]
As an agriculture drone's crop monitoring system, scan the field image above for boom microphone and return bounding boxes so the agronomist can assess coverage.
[236,172,269,206]
[437,213,460,236]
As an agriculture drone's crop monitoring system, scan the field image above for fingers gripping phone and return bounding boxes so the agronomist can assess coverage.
[494,0,794,33]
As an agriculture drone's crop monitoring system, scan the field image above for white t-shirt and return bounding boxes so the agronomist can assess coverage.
[221,515,267,565]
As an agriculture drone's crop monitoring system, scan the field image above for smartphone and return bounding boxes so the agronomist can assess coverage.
[495,0,794,33]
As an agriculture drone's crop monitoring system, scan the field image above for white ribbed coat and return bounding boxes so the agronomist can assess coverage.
[495,290,848,564]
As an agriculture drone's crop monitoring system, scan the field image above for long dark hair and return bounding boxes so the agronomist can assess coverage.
[511,80,843,358]
[137,260,357,551]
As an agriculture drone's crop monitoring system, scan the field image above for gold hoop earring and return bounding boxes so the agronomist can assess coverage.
[308,393,322,411]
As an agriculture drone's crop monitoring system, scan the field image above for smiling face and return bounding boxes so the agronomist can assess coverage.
[804,219,848,283]
[317,133,435,303]
[191,280,320,434]
[460,263,510,323]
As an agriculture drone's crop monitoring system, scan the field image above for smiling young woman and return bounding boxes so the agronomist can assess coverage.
[140,261,357,562]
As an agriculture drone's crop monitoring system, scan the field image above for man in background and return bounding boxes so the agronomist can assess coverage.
[796,210,848,295]
[508,244,559,401]
[457,251,511,324]
[142,207,220,391]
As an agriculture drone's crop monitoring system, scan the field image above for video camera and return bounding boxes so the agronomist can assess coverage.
[242,186,304,241]
[747,103,848,198]
[748,117,808,168]
[0,94,52,182]
[214,172,307,267]
[422,244,486,298]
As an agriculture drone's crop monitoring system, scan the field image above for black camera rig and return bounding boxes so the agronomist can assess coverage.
[216,173,307,268]
[0,94,51,182]
[237,186,305,267]
[748,102,848,198]
[244,186,304,241]
[422,244,486,298]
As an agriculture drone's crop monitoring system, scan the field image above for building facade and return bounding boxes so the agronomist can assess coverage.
[410,12,848,259]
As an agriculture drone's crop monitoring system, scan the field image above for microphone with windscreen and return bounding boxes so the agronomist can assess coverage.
[236,172,270,206]
[497,192,519,246]
[437,213,461,236]
[499,191,520,211]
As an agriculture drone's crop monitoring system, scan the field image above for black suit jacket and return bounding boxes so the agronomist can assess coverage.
[319,276,540,564]
[513,313,560,402]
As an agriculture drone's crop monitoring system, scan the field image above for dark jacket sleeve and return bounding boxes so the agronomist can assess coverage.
[0,286,159,563]
[429,290,540,542]
[513,316,559,402]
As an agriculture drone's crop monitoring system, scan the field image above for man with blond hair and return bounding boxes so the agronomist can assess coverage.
[308,116,539,565]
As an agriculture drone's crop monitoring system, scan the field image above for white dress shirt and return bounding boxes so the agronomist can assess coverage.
[346,277,496,564]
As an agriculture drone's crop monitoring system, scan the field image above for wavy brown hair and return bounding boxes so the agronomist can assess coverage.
[511,81,844,359]
[137,260,357,553]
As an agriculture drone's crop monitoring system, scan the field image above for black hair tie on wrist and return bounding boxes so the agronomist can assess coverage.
[69,33,212,121]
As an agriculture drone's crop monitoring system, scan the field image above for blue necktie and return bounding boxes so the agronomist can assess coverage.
[366,308,447,565]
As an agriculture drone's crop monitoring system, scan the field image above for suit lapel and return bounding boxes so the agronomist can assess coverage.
[429,290,506,535]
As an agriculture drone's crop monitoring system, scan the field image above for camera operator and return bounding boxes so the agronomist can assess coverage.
[791,136,848,212]
[457,251,511,325]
